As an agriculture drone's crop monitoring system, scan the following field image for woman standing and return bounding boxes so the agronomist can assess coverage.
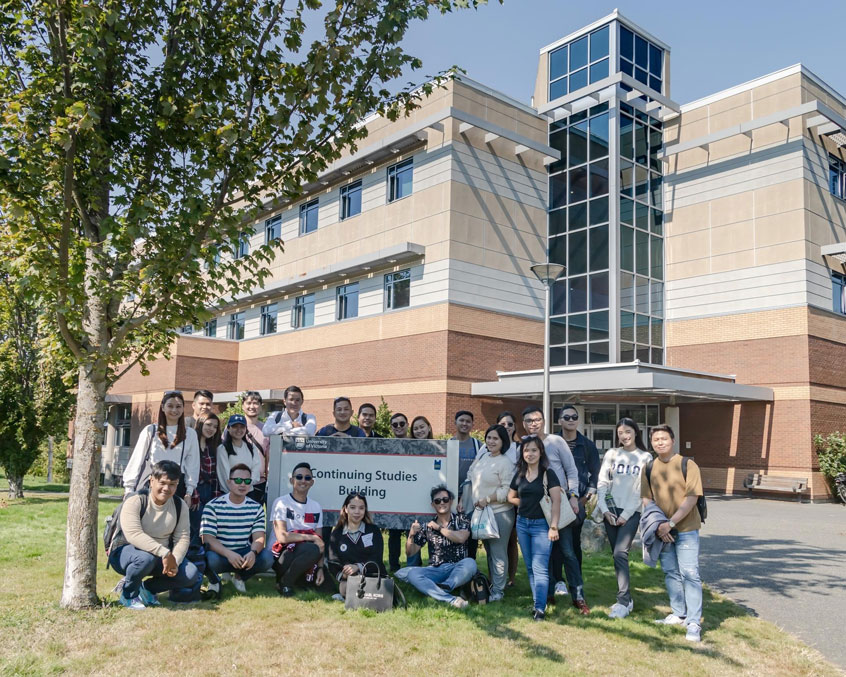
[495,411,520,587]
[508,435,561,621]
[410,416,433,440]
[216,414,263,492]
[327,493,386,600]
[597,417,653,619]
[122,391,199,500]
[466,424,515,601]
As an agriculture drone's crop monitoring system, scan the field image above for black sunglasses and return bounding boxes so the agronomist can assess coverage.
[230,477,252,485]
[500,421,515,427]
[560,414,579,421]
[432,497,451,505]
[294,474,313,481]
[391,421,407,427]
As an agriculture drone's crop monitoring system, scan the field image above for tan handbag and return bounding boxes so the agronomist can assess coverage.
[540,470,577,529]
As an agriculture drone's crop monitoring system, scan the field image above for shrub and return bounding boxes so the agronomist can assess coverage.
[813,431,846,480]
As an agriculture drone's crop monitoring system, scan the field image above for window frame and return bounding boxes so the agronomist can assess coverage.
[833,271,846,315]
[384,269,411,311]
[265,215,281,244]
[340,180,363,220]
[260,302,278,336]
[299,198,319,236]
[203,318,217,337]
[829,154,846,200]
[291,293,315,329]
[387,158,413,203]
[227,311,245,340]
[336,282,360,321]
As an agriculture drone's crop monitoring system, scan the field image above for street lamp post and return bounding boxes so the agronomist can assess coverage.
[530,262,566,434]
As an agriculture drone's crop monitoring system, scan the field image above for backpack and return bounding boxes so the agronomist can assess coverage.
[274,411,307,426]
[464,572,491,605]
[645,456,707,523]
[103,490,184,565]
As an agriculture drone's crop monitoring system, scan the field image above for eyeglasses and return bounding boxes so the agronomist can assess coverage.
[523,417,543,425]
[432,497,451,505]
[230,477,253,485]
[560,414,579,421]
[391,421,407,428]
[294,474,313,481]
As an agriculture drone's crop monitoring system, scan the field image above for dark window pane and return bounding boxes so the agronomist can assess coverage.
[569,344,588,365]
[551,317,567,344]
[569,313,587,343]
[620,272,634,309]
[571,36,588,70]
[650,128,663,171]
[651,173,663,207]
[635,35,648,68]
[620,160,634,197]
[589,342,609,364]
[649,44,662,76]
[651,209,663,235]
[549,208,566,236]
[570,67,588,92]
[620,311,634,343]
[636,275,649,313]
[635,67,648,85]
[568,229,587,275]
[590,102,609,116]
[589,272,609,310]
[620,196,634,225]
[550,46,568,80]
[620,225,634,271]
[569,165,588,204]
[635,165,648,200]
[549,129,567,173]
[636,201,650,230]
[635,121,648,165]
[570,110,587,124]
[552,280,567,315]
[589,112,609,159]
[651,280,664,317]
[590,310,609,341]
[636,229,649,276]
[549,235,566,266]
[651,347,664,365]
[620,114,633,160]
[620,25,634,61]
[589,58,608,84]
[549,77,568,101]
[621,342,634,362]
[550,171,567,209]
[550,347,567,367]
[637,346,650,363]
[569,276,588,313]
[651,236,664,280]
[589,224,608,271]
[620,59,633,77]
[569,202,587,230]
[589,196,608,225]
[569,121,588,166]
[651,317,663,346]
[636,314,649,344]
[650,76,662,94]
[589,160,609,197]
[590,25,609,61]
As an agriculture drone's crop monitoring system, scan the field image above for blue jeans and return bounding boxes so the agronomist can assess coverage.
[108,545,198,599]
[659,529,702,624]
[516,516,553,612]
[206,545,274,581]
[395,558,477,603]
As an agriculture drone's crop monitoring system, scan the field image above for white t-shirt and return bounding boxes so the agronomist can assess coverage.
[269,493,323,546]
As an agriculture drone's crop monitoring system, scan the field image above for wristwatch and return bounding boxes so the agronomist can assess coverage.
[668,520,676,529]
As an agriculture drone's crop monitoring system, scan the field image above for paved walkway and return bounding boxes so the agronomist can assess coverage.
[700,495,846,668]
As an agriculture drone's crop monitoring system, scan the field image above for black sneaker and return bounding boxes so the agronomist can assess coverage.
[533,609,546,622]
[279,586,295,598]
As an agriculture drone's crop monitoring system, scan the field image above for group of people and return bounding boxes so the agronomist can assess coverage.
[108,386,705,642]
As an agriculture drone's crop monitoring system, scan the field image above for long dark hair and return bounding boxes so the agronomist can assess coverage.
[194,413,222,454]
[497,411,519,443]
[158,391,186,449]
[516,435,549,479]
[615,417,648,451]
[222,423,255,458]
[334,492,373,531]
[410,415,433,439]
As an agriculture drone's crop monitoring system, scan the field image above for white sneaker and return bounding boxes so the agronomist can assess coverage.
[608,601,633,619]
[554,581,569,596]
[231,575,247,594]
[655,613,686,625]
[685,623,702,642]
[219,573,232,583]
[450,596,468,609]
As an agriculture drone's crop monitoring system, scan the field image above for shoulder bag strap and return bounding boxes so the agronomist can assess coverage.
[134,425,157,492]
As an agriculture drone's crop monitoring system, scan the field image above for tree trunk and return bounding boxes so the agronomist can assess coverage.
[7,472,24,499]
[47,436,54,483]
[60,363,107,609]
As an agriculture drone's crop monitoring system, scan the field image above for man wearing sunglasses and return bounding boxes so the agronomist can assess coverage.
[201,464,272,596]
[395,485,476,608]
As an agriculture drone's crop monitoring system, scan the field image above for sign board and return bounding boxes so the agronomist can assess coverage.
[266,435,458,530]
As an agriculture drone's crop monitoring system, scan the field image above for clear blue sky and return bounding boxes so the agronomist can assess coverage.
[401,0,846,106]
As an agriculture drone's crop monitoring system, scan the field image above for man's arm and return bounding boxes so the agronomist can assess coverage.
[171,499,190,564]
[271,520,321,545]
[405,520,423,557]
[439,525,470,544]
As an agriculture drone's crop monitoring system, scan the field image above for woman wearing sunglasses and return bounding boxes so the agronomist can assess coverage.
[327,492,386,601]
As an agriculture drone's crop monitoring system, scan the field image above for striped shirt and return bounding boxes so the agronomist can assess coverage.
[200,494,265,550]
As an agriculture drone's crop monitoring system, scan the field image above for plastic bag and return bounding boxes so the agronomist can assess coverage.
[470,505,500,540]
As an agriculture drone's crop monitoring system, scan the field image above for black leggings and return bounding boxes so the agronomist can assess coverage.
[272,542,322,589]
[603,509,640,606]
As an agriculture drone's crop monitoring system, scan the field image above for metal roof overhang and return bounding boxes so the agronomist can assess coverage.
[471,361,773,404]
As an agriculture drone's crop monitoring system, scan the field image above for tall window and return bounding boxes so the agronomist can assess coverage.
[336,282,359,321]
[179,325,193,334]
[265,215,281,243]
[340,180,363,220]
[385,270,411,310]
[619,25,663,94]
[232,233,249,260]
[227,312,245,340]
[299,198,319,235]
[388,158,413,202]
[548,24,610,100]
[203,318,217,337]
[291,294,315,328]
[115,404,132,447]
[829,154,846,200]
[260,303,278,335]
[833,272,846,315]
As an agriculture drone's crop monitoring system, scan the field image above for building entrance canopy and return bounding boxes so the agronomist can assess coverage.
[471,361,773,404]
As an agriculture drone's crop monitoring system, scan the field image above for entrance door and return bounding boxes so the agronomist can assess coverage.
[589,425,616,454]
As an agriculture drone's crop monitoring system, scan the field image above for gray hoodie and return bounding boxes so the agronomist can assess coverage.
[639,500,669,568]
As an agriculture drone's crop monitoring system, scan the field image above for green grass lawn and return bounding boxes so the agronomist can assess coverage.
[0,472,123,496]
[0,495,838,677]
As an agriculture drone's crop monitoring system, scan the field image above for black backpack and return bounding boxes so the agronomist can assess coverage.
[645,456,707,523]
[274,411,308,426]
[103,490,183,565]
[464,572,491,605]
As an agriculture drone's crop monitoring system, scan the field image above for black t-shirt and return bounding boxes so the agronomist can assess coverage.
[316,424,366,437]
[510,468,560,520]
